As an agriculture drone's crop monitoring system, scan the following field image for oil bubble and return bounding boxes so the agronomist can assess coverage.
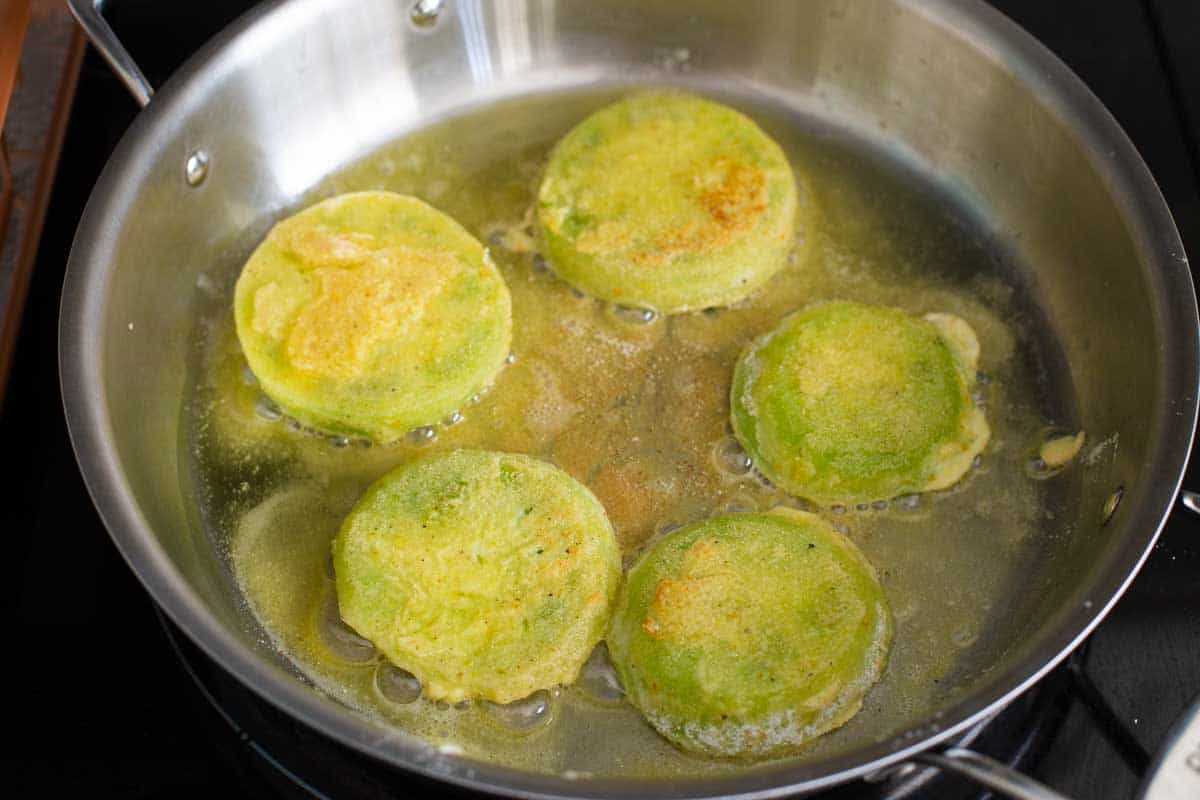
[951,627,979,649]
[195,272,219,297]
[376,663,421,704]
[611,305,657,325]
[1025,456,1048,478]
[408,425,437,445]
[254,394,282,421]
[894,600,919,622]
[578,644,625,705]
[444,410,464,426]
[724,493,758,513]
[777,494,818,513]
[318,595,376,663]
[712,436,752,476]
[486,690,553,731]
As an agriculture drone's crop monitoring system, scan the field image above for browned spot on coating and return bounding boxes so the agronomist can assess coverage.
[280,247,456,380]
[271,221,378,268]
[570,155,769,267]
[638,158,767,266]
[643,539,740,643]
[700,158,768,228]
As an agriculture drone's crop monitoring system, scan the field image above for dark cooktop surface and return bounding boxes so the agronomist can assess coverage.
[2,1,1198,797]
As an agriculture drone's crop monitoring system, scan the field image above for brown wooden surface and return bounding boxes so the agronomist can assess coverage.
[0,1,83,412]
[0,0,33,135]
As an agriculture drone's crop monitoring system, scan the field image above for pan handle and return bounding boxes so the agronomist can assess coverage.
[66,0,152,107]
[909,747,1073,800]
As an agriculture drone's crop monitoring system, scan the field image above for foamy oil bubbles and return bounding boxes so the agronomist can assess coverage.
[258,374,486,453]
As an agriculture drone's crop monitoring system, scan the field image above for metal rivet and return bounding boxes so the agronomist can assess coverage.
[185,151,209,186]
[410,0,444,27]
[1101,486,1124,525]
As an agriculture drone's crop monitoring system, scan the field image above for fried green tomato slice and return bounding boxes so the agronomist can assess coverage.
[536,92,799,313]
[332,450,621,704]
[234,191,512,442]
[731,301,990,505]
[607,508,892,758]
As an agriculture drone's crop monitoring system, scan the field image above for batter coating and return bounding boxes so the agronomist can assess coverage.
[607,508,892,758]
[234,191,512,442]
[536,92,800,313]
[332,450,621,704]
[731,301,990,505]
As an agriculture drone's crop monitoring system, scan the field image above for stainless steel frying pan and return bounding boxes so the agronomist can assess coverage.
[59,0,1199,797]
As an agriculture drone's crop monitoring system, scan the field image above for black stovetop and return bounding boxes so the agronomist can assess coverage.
[3,1,1199,797]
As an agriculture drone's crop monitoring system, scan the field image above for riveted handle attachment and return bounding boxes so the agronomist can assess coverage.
[67,0,153,107]
[910,747,1073,800]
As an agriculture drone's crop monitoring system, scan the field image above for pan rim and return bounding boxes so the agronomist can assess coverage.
[58,0,1199,797]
